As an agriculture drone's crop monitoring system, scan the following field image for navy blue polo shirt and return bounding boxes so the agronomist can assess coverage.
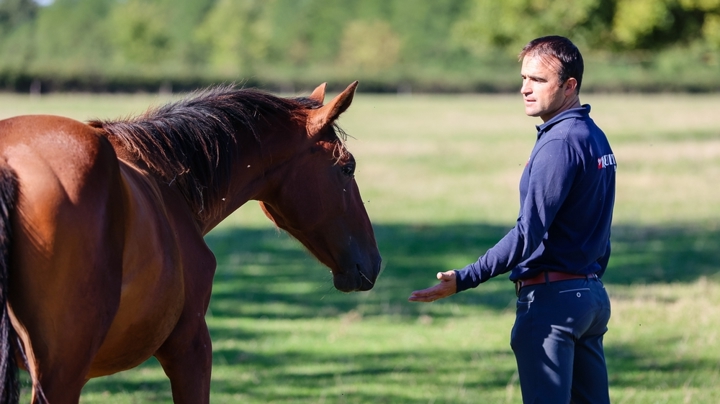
[455,105,616,292]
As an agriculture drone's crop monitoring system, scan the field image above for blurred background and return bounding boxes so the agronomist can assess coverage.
[1,0,719,94]
[2,1,720,402]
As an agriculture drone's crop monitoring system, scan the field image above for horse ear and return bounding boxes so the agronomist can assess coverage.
[307,81,358,136]
[308,82,327,104]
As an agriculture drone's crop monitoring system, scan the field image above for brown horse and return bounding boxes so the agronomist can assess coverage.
[0,81,381,403]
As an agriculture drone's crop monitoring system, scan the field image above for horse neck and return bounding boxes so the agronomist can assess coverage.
[198,124,306,234]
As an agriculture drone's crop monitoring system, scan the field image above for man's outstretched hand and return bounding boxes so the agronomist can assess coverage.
[408,270,457,302]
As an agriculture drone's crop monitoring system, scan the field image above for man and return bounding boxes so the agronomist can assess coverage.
[408,36,616,404]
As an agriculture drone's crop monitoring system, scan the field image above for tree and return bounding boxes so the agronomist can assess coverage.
[107,0,174,65]
[337,20,401,72]
[194,0,270,76]
[32,0,113,72]
[0,0,36,35]
[452,0,610,55]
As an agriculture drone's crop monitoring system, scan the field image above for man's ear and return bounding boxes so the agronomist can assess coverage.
[564,77,578,95]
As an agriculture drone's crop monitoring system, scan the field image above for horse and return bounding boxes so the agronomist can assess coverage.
[0,81,381,403]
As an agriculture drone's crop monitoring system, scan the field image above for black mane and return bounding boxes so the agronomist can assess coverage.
[90,85,315,220]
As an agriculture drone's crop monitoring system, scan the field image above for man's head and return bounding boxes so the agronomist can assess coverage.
[519,36,584,122]
[520,36,584,94]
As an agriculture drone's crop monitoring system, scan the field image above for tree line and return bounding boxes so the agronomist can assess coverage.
[0,0,719,93]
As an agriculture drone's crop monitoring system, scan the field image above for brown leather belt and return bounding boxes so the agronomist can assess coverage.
[515,271,598,296]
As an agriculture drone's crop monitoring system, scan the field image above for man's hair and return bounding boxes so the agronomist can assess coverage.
[519,36,584,94]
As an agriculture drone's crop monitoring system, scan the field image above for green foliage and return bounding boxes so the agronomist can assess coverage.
[33,0,112,60]
[0,0,36,77]
[194,0,270,76]
[613,0,674,47]
[705,13,720,47]
[107,0,213,68]
[108,0,174,65]
[685,0,720,48]
[0,0,36,34]
[0,0,719,92]
[337,20,401,72]
[453,0,610,54]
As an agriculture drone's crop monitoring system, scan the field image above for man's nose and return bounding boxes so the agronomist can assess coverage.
[520,81,531,95]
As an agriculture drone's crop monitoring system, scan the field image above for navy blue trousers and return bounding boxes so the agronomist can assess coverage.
[511,277,611,404]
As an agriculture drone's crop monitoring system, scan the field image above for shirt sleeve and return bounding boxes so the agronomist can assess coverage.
[455,139,580,292]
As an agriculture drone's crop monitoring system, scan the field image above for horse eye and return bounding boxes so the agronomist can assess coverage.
[341,163,355,177]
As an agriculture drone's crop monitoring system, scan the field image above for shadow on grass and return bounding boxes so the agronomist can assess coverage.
[78,221,720,401]
[605,337,720,389]
[207,348,517,403]
[82,348,517,403]
[203,222,720,319]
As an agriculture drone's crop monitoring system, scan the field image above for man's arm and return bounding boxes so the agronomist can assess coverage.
[455,139,579,290]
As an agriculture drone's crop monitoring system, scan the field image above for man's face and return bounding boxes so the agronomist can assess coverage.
[520,55,575,122]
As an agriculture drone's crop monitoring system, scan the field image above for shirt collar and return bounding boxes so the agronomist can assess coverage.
[535,104,591,136]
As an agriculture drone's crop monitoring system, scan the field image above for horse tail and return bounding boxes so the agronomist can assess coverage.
[0,166,19,403]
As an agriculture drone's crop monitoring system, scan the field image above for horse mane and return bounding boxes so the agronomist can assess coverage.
[89,85,328,221]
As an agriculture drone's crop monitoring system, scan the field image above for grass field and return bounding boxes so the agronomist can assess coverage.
[1,90,720,403]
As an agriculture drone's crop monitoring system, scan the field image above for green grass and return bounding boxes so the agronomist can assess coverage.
[2,90,720,403]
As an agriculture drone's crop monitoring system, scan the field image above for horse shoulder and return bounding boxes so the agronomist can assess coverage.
[90,161,216,376]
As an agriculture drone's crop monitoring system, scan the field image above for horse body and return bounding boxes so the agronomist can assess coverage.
[0,82,381,403]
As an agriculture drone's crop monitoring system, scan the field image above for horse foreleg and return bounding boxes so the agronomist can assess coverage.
[155,317,212,404]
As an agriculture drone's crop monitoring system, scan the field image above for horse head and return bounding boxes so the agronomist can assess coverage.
[258,82,381,292]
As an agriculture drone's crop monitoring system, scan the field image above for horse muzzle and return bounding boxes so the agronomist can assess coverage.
[332,253,382,292]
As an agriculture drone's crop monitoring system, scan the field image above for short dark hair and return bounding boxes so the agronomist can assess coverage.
[519,36,584,94]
